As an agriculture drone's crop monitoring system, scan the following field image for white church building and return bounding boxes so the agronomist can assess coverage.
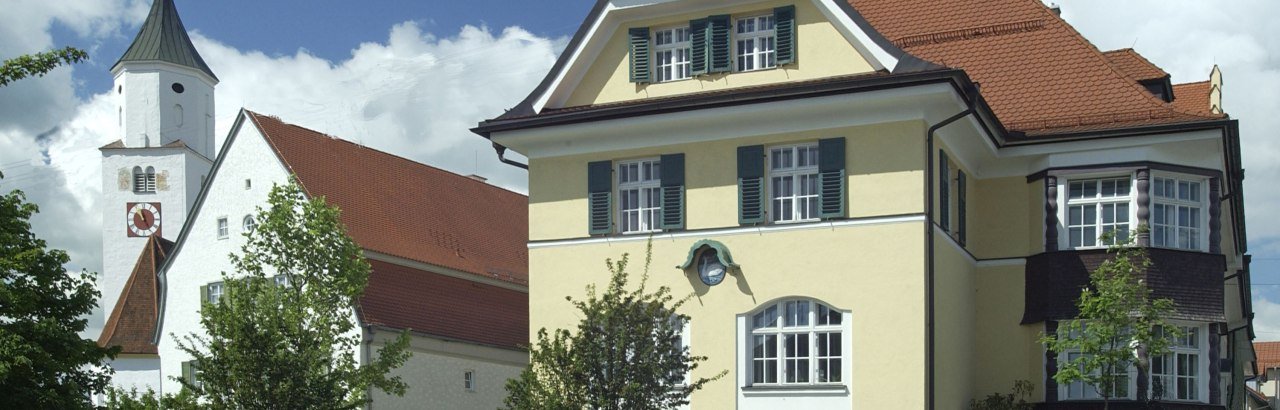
[95,1,530,408]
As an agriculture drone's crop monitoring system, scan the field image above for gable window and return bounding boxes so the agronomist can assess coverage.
[242,215,257,232]
[133,166,157,193]
[653,27,691,82]
[1151,177,1203,251]
[617,159,662,234]
[735,15,776,72]
[464,370,476,391]
[216,217,229,239]
[768,144,820,223]
[747,299,845,385]
[1065,177,1132,248]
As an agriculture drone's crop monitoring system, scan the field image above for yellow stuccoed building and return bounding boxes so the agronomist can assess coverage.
[473,0,1255,409]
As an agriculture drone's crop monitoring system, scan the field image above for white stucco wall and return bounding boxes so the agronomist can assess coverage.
[154,119,291,395]
[114,63,215,158]
[105,355,162,393]
[367,330,527,410]
[99,149,211,325]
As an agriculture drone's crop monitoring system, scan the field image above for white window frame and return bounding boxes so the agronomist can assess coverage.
[652,26,692,82]
[1151,324,1208,402]
[273,274,289,287]
[1058,173,1137,249]
[216,216,229,239]
[464,370,476,392]
[1054,322,1210,403]
[242,215,257,233]
[744,299,847,387]
[616,158,662,234]
[767,143,820,224]
[733,14,777,72]
[206,281,224,305]
[1150,175,1207,252]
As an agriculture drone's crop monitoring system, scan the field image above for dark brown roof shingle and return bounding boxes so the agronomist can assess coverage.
[98,236,173,355]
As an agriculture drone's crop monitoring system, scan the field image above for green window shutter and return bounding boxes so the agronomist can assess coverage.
[587,161,613,235]
[707,15,732,73]
[738,145,765,225]
[198,284,207,311]
[939,151,950,231]
[818,137,847,219]
[774,6,797,65]
[659,154,685,230]
[181,361,195,388]
[690,19,709,76]
[957,170,967,245]
[628,27,651,83]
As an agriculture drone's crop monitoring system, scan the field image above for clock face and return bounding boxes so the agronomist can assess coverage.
[698,250,726,286]
[126,202,161,237]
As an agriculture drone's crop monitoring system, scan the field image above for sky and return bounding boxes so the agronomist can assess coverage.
[1,0,1279,340]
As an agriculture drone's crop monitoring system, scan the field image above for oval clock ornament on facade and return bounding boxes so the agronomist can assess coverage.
[677,239,738,287]
[126,202,162,237]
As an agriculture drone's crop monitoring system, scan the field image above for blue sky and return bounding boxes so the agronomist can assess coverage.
[3,0,1280,339]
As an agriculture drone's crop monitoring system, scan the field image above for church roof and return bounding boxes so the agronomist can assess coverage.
[852,0,1221,136]
[246,110,529,287]
[98,236,173,355]
[112,0,218,82]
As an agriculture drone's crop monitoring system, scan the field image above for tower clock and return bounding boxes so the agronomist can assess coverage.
[126,202,162,237]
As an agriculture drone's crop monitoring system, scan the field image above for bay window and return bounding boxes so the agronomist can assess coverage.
[768,144,820,223]
[1151,326,1201,401]
[1065,177,1132,248]
[1151,177,1203,251]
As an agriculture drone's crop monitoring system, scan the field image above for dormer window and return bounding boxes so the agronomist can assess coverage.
[133,166,156,193]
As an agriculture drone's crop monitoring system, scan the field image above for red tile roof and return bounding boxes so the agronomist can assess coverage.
[1257,341,1280,374]
[1102,48,1168,82]
[361,259,528,350]
[1172,81,1217,116]
[99,236,173,355]
[246,111,529,286]
[852,0,1221,136]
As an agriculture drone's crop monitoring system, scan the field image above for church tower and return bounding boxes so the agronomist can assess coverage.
[100,0,217,319]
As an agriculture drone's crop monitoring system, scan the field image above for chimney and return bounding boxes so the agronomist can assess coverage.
[1049,3,1061,16]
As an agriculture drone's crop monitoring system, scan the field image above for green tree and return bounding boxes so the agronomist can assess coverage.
[173,180,410,409]
[0,184,117,408]
[102,386,198,410]
[0,47,89,86]
[504,242,725,410]
[1039,232,1179,408]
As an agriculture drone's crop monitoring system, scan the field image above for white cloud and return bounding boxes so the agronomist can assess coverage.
[1252,296,1280,342]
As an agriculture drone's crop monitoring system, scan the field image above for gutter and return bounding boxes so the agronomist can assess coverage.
[925,107,975,410]
[493,143,528,170]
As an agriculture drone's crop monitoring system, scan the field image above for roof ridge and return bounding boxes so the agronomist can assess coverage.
[246,110,525,199]
[1174,80,1212,86]
[893,18,1047,48]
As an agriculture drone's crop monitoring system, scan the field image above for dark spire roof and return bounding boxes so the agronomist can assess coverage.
[112,0,217,82]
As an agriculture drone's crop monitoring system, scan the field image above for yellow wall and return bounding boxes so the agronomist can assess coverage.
[969,176,1038,259]
[934,234,977,408]
[972,263,1045,402]
[528,222,926,409]
[564,0,877,107]
[528,120,925,241]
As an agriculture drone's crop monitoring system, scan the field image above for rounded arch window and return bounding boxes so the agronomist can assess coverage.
[117,85,122,94]
[746,299,846,385]
[242,215,257,232]
[171,82,184,93]
[133,166,157,193]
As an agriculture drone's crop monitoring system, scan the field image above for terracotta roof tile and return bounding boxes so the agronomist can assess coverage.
[98,236,174,355]
[1103,48,1168,82]
[852,0,1220,135]
[246,111,529,286]
[360,259,527,349]
[1257,341,1280,374]
[1172,81,1219,117]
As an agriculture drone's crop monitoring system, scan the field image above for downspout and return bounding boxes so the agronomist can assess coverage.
[493,143,528,170]
[925,107,975,410]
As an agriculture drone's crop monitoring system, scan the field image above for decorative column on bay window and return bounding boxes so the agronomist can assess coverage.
[1209,322,1221,404]
[1136,169,1151,246]
[1045,176,1058,252]
[1209,178,1221,254]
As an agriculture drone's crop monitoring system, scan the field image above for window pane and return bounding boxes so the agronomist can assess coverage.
[1084,227,1096,247]
[1069,182,1084,199]
[1069,206,1082,225]
[1102,179,1116,197]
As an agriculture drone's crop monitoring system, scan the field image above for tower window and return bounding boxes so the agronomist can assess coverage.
[245,179,252,190]
[117,85,122,94]
[171,82,185,93]
[174,104,184,127]
[133,166,156,193]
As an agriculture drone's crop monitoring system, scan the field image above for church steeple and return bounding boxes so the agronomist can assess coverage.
[112,0,217,83]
